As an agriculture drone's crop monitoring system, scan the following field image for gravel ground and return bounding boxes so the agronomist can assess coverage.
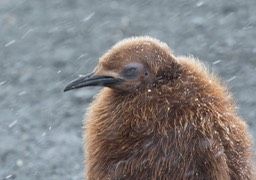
[1,0,255,179]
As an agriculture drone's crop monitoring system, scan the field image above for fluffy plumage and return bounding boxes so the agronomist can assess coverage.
[65,37,254,179]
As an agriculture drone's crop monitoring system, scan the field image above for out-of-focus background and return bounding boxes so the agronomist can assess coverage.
[1,0,255,179]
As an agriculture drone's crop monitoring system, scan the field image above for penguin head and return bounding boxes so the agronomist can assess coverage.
[64,37,177,92]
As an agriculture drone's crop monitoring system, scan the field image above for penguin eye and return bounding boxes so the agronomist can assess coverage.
[122,67,139,79]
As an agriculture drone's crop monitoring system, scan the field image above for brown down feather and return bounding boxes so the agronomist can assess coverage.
[75,37,255,180]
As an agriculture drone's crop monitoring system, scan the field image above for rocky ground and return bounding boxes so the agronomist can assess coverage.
[1,0,255,179]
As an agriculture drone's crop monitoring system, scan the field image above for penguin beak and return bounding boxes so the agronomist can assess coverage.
[64,73,120,92]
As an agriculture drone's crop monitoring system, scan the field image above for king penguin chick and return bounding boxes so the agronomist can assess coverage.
[64,37,255,180]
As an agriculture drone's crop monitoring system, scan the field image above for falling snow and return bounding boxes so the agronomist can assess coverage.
[4,40,16,47]
[196,1,204,7]
[212,60,222,65]
[8,120,17,128]
[21,28,33,39]
[82,12,95,22]
[227,76,237,82]
[18,91,27,96]
[16,159,23,167]
[5,175,16,179]
[77,54,87,60]
[0,81,7,86]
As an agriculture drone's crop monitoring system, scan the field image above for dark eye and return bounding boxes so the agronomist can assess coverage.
[125,68,136,76]
[122,67,139,79]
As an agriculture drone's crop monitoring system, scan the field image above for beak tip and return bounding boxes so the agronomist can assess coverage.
[63,85,72,92]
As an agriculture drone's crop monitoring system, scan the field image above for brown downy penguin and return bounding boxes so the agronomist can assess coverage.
[64,37,255,179]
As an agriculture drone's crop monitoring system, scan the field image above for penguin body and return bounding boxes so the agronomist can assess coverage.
[64,37,254,179]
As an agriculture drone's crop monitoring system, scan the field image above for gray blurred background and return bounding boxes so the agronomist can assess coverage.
[1,0,255,179]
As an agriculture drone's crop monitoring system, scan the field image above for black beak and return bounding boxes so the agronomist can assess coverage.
[64,73,120,92]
